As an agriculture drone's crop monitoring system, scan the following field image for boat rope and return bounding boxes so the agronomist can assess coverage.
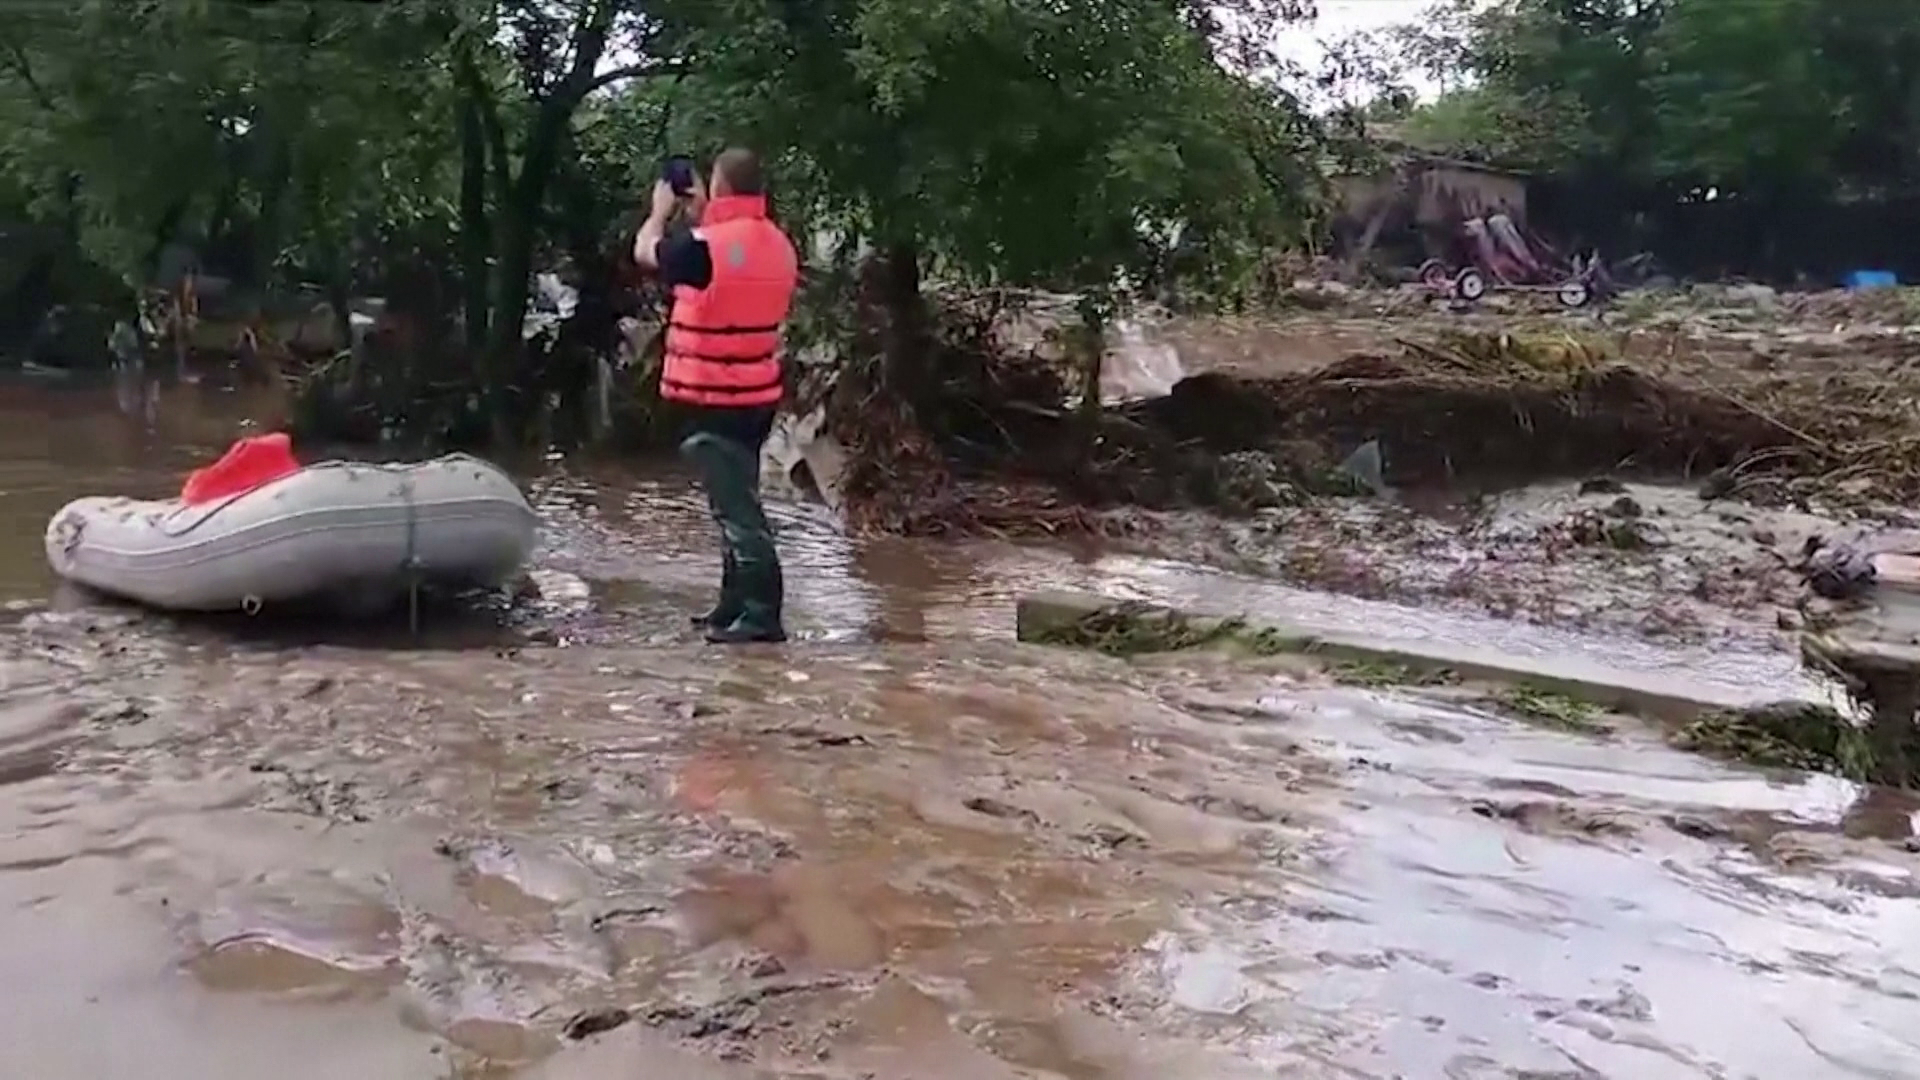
[400,472,421,638]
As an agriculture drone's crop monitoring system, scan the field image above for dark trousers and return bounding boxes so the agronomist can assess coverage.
[676,405,782,630]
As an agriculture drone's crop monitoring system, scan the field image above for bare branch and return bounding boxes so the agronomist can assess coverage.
[583,57,687,95]
[551,0,618,101]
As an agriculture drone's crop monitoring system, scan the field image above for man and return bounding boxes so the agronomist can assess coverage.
[633,147,798,644]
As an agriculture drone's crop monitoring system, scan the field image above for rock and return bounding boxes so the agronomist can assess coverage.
[1336,439,1389,497]
[1699,469,1736,501]
[1578,477,1626,496]
[1803,543,1877,600]
[563,1007,633,1040]
[1721,283,1779,308]
[1564,508,1655,550]
[1212,451,1298,514]
[1605,496,1643,519]
[1663,813,1729,839]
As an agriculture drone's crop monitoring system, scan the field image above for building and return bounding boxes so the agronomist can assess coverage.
[1331,146,1531,266]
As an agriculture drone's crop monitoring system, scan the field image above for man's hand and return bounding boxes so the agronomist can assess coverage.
[637,179,681,271]
[635,170,706,272]
[648,178,680,222]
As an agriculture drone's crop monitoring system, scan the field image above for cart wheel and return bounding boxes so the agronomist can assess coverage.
[1417,260,1449,289]
[1556,280,1592,308]
[1452,268,1487,302]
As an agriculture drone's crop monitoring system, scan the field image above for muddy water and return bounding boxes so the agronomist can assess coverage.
[2,377,1916,1078]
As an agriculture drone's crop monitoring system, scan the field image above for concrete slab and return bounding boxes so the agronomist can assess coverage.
[1014,590,1817,722]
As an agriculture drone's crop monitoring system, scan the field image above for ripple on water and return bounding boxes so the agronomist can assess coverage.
[186,876,406,995]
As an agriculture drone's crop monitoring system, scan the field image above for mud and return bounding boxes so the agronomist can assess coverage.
[5,372,1920,1076]
[8,614,1920,1077]
[1139,477,1855,648]
[881,288,1920,647]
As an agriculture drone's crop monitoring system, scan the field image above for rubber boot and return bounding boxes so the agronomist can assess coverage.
[690,550,742,629]
[683,430,786,645]
[706,561,785,644]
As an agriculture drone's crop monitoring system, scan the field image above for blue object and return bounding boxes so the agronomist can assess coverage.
[1845,270,1898,290]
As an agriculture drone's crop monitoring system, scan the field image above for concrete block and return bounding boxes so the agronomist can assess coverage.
[1014,590,1797,722]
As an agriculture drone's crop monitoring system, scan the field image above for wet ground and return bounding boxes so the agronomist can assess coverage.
[1152,478,1859,647]
[5,376,1920,1077]
[957,288,1909,649]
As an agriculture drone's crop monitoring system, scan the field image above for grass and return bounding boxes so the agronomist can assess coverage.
[1030,605,1313,658]
[1328,658,1458,688]
[1496,685,1613,736]
[1671,703,1880,781]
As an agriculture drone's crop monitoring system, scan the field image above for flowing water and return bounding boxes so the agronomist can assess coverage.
[2,374,1917,1078]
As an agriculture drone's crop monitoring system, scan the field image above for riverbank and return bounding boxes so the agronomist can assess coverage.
[764,284,1920,651]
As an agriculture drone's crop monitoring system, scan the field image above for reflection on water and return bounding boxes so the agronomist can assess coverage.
[0,375,1912,1078]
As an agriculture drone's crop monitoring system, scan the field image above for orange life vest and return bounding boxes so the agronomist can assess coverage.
[661,195,798,408]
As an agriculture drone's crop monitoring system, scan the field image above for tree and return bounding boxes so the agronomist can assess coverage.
[667,0,1321,400]
[441,0,688,437]
[0,1,448,284]
[0,0,1337,454]
[1643,0,1837,197]
[1394,0,1920,199]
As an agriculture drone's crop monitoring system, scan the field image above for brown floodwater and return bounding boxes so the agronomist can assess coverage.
[2,373,1918,1078]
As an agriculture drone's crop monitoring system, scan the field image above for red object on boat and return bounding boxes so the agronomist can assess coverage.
[180,432,301,505]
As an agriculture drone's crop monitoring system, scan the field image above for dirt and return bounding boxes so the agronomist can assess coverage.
[1121,477,1861,649]
[806,283,1920,651]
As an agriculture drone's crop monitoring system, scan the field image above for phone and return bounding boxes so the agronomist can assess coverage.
[663,155,696,197]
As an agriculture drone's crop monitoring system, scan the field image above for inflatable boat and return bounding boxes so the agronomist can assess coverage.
[44,434,538,613]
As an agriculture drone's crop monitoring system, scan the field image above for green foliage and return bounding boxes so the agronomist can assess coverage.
[0,0,454,287]
[1394,84,1597,169]
[1391,0,1920,198]
[1643,0,1837,194]
[674,0,1322,292]
[0,0,1331,440]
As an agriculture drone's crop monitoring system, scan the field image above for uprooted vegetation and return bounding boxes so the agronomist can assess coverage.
[809,284,1920,539]
[1021,602,1314,658]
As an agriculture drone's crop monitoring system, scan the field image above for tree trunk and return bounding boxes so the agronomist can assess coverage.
[458,93,491,356]
[479,94,568,444]
[875,241,927,400]
[469,0,621,447]
[484,200,535,447]
[323,256,351,360]
[1074,301,1107,462]
[253,136,294,292]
